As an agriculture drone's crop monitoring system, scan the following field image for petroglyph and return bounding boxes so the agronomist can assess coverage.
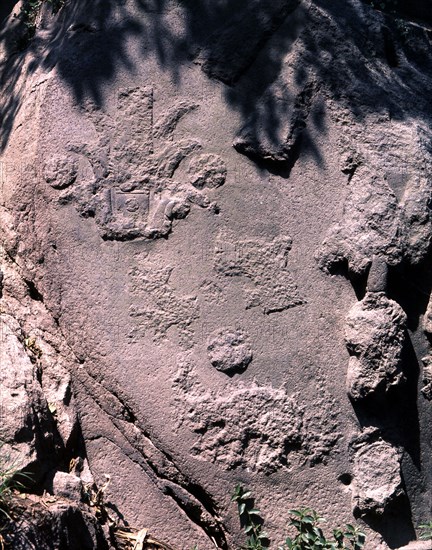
[214,233,304,314]
[50,88,226,240]
[128,265,199,348]
[173,355,340,472]
[206,327,252,375]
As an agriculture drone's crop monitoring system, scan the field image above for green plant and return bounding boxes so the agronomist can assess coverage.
[232,485,269,550]
[419,521,432,541]
[279,509,365,550]
[0,453,31,524]
[232,487,365,550]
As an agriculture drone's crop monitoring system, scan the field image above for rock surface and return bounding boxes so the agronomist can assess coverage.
[352,438,403,515]
[345,292,407,401]
[1,0,432,548]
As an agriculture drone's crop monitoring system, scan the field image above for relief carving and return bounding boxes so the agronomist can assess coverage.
[173,354,341,473]
[47,87,226,240]
[128,265,199,348]
[214,233,304,314]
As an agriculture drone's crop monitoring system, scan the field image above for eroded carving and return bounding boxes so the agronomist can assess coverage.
[51,88,226,240]
[128,265,199,348]
[199,280,226,306]
[317,168,432,278]
[187,153,227,189]
[44,154,79,189]
[173,354,340,472]
[206,327,252,375]
[214,233,304,314]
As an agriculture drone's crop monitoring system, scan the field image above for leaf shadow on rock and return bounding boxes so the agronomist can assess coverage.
[1,0,432,548]
[1,0,431,163]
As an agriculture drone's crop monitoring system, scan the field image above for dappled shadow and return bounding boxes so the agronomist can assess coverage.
[2,1,432,547]
[1,0,432,160]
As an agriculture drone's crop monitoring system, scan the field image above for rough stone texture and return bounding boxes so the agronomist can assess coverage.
[352,438,403,516]
[421,356,432,401]
[174,353,341,472]
[52,471,83,501]
[317,164,432,278]
[128,263,200,348]
[214,233,304,313]
[398,543,432,550]
[2,494,112,550]
[206,328,253,374]
[345,292,407,401]
[1,0,432,548]
[423,296,432,335]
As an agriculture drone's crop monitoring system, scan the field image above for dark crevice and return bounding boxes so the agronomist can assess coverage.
[350,270,369,301]
[338,473,352,486]
[382,26,399,68]
[356,492,415,549]
[73,367,229,547]
[387,261,432,332]
[24,278,44,302]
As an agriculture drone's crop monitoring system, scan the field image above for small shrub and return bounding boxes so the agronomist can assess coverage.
[233,486,366,550]
[232,485,270,550]
[419,521,432,541]
[15,0,65,50]
[0,448,32,528]
[279,508,365,550]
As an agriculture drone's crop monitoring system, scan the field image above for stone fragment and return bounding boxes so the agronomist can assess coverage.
[345,292,406,401]
[0,315,53,475]
[423,295,432,335]
[352,439,403,515]
[53,471,83,501]
[366,256,388,293]
[317,167,432,278]
[2,495,110,550]
[70,457,94,486]
[317,176,403,277]
[421,356,432,400]
[207,328,252,374]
